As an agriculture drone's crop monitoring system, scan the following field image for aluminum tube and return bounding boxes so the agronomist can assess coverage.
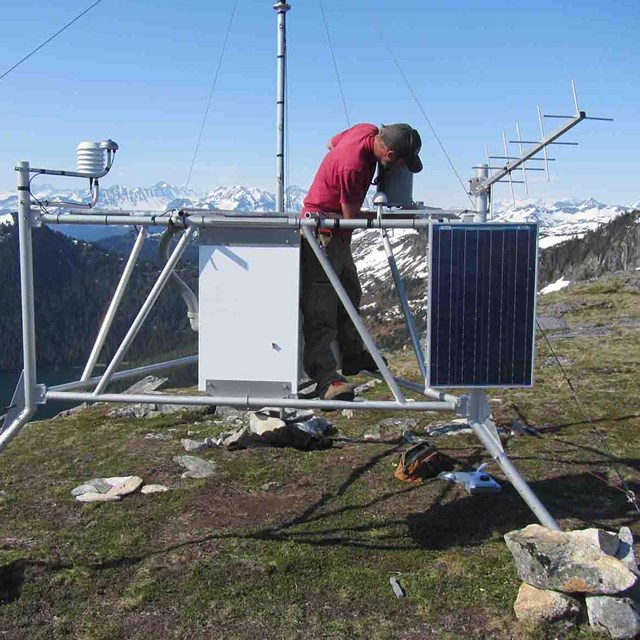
[93,225,196,395]
[51,355,198,392]
[16,162,38,409]
[301,218,443,230]
[42,213,454,231]
[380,229,428,379]
[474,164,489,223]
[0,408,36,455]
[158,227,198,328]
[301,226,406,403]
[46,390,455,412]
[469,419,560,530]
[273,2,291,213]
[476,112,586,194]
[366,371,459,405]
[42,214,174,227]
[81,227,148,381]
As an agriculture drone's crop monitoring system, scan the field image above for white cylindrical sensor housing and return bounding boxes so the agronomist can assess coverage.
[76,141,105,176]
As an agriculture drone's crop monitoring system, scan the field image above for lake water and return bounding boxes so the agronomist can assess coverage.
[1,363,197,422]
[0,367,92,420]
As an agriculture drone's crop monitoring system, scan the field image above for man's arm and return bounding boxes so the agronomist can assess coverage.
[328,129,348,152]
[341,202,362,219]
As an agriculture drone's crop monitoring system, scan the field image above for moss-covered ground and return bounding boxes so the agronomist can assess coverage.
[0,274,638,639]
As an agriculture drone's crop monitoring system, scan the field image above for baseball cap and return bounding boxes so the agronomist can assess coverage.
[379,123,423,173]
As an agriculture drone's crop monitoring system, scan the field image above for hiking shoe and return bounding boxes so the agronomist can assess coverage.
[319,380,355,402]
[341,353,388,377]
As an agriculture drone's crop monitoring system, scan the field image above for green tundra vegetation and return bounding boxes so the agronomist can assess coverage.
[0,269,638,639]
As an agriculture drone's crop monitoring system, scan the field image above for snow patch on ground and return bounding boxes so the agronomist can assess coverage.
[539,277,571,295]
[0,212,13,227]
[539,233,584,249]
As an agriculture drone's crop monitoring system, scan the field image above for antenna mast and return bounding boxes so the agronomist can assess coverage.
[274,1,291,213]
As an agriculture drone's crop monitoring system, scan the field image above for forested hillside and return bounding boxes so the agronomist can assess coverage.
[538,210,640,285]
[0,219,197,369]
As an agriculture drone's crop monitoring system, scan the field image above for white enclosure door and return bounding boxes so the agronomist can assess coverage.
[198,226,300,398]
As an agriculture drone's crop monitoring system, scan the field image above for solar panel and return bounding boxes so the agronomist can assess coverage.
[426,223,538,388]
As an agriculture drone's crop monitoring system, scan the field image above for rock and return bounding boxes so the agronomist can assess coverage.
[76,492,121,503]
[369,416,419,440]
[141,484,169,494]
[72,476,142,500]
[105,476,143,498]
[70,477,112,497]
[354,379,381,395]
[173,455,217,479]
[180,438,208,452]
[108,400,208,419]
[570,528,621,557]
[616,527,639,576]
[289,416,334,436]
[215,406,245,422]
[586,596,640,639]
[72,477,111,496]
[341,409,354,419]
[504,525,638,594]
[537,316,569,331]
[249,411,285,435]
[144,432,173,441]
[513,582,582,623]
[53,403,88,419]
[123,375,168,394]
[427,421,474,437]
[221,426,251,449]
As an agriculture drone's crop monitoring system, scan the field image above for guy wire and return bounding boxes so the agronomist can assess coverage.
[536,320,639,514]
[318,0,350,128]
[185,0,239,191]
[0,0,104,83]
[373,24,474,208]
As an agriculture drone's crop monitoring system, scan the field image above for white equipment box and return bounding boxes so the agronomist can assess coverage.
[198,224,301,399]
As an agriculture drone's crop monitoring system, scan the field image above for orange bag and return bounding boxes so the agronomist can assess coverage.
[394,442,455,483]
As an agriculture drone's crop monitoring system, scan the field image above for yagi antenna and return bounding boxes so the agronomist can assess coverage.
[470,79,613,209]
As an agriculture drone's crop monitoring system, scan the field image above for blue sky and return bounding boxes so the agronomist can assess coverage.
[0,0,638,207]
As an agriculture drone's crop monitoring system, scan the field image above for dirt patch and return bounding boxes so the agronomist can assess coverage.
[174,482,317,532]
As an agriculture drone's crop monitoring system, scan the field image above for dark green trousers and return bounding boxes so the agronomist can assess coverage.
[301,234,367,388]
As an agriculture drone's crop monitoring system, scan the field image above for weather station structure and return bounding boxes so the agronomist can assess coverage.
[0,2,612,531]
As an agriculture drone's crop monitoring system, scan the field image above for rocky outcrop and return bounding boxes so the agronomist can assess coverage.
[513,583,581,623]
[505,525,640,638]
[504,525,637,594]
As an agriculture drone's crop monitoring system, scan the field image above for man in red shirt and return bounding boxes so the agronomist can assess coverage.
[301,123,423,402]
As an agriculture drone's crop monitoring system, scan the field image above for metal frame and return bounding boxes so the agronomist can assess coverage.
[0,191,559,529]
[3,5,617,533]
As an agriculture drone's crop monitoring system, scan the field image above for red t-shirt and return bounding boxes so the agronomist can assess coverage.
[302,124,378,235]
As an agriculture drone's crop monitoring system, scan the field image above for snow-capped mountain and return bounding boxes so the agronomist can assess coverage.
[0,182,307,241]
[0,181,306,215]
[352,197,634,294]
[491,197,629,248]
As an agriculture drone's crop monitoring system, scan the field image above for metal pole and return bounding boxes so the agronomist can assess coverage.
[93,225,196,395]
[467,389,558,529]
[301,226,407,403]
[16,162,38,408]
[474,163,489,222]
[52,355,198,392]
[469,419,560,529]
[273,1,290,213]
[81,227,148,380]
[47,390,455,413]
[380,229,428,380]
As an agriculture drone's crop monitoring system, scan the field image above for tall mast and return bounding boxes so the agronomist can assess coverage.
[273,1,290,213]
